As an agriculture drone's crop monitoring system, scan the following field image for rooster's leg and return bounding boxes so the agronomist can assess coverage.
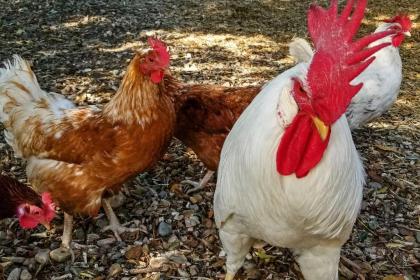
[182,170,215,194]
[50,213,75,263]
[219,229,254,280]
[101,198,138,241]
[293,245,341,280]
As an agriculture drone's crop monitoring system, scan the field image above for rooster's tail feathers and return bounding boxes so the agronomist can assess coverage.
[288,38,314,64]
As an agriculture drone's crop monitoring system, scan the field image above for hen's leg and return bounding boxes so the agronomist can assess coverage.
[50,213,75,262]
[101,198,138,241]
[219,229,254,280]
[293,245,341,280]
[183,170,215,194]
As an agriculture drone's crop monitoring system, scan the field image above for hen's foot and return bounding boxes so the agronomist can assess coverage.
[50,212,75,263]
[102,198,139,241]
[50,246,74,263]
[102,223,139,242]
[182,170,215,194]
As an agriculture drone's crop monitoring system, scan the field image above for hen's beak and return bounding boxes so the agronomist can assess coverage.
[41,221,51,231]
[403,31,411,37]
[312,116,329,141]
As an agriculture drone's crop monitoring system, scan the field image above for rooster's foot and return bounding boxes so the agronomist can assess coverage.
[225,273,235,280]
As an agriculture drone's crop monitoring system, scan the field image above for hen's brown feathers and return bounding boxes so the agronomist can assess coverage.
[174,82,261,170]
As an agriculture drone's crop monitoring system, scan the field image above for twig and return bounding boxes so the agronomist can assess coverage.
[356,218,378,237]
[340,256,361,272]
[398,224,420,233]
[51,274,73,280]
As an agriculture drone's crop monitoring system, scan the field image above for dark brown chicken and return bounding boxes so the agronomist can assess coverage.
[0,175,54,229]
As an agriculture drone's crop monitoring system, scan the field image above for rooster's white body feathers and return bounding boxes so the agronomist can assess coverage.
[214,63,365,279]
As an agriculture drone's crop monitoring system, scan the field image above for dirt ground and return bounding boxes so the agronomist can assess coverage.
[0,0,418,279]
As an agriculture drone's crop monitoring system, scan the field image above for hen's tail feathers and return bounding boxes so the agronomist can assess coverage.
[288,38,314,64]
[0,55,45,111]
[0,55,75,157]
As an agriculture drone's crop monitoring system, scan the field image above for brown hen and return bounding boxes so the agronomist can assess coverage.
[172,80,261,193]
[0,38,178,259]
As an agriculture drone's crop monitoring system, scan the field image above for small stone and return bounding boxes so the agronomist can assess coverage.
[2,257,25,264]
[74,227,85,240]
[108,263,122,278]
[158,191,168,199]
[405,235,416,242]
[19,269,32,280]
[168,253,187,264]
[110,252,122,261]
[87,233,100,244]
[7,268,21,280]
[95,218,109,229]
[125,245,143,260]
[158,222,172,237]
[189,265,198,276]
[15,248,30,256]
[189,194,203,204]
[177,269,190,278]
[368,219,379,230]
[22,258,34,266]
[416,232,420,243]
[50,248,71,263]
[149,256,168,269]
[185,215,200,227]
[0,231,7,240]
[97,238,116,247]
[35,249,50,265]
[368,182,382,189]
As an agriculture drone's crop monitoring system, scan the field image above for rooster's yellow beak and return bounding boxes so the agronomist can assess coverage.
[312,116,329,141]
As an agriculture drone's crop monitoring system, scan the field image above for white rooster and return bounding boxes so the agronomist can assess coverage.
[214,0,397,279]
[289,14,412,129]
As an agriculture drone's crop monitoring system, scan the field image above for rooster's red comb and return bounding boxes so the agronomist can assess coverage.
[306,0,396,124]
[384,14,412,32]
[147,37,170,67]
[276,0,397,177]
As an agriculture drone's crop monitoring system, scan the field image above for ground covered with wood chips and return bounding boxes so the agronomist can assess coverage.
[0,0,418,279]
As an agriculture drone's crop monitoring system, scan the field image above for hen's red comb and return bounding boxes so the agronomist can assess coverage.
[147,37,170,67]
[306,0,395,124]
[384,14,412,32]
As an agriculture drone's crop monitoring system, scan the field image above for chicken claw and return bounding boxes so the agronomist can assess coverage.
[102,199,139,241]
[182,170,215,194]
[50,213,75,263]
